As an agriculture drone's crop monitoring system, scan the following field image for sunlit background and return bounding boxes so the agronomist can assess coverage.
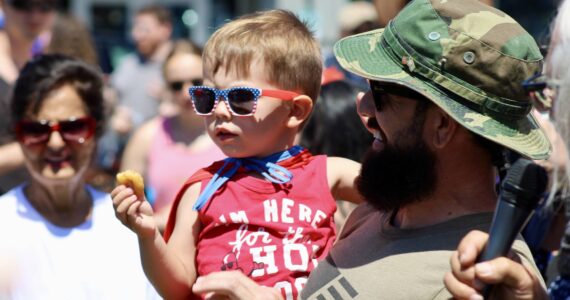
[15,0,562,74]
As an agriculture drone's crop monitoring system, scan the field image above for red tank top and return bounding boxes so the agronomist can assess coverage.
[196,155,336,300]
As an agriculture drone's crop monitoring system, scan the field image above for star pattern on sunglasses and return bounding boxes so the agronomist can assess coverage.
[188,86,299,117]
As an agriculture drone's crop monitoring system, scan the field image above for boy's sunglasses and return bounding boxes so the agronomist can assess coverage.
[15,116,96,146]
[188,86,299,117]
[168,78,203,92]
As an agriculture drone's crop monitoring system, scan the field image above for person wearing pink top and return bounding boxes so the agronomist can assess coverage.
[120,40,224,231]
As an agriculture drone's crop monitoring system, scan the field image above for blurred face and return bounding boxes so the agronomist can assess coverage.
[201,60,294,158]
[164,53,203,109]
[18,84,96,183]
[1,0,55,40]
[131,13,171,58]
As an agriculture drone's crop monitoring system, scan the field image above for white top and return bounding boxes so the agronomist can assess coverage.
[0,184,158,300]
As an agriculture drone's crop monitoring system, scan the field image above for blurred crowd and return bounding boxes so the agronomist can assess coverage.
[1,0,570,299]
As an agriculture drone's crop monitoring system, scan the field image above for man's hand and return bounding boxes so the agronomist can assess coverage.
[444,230,548,300]
[192,271,284,300]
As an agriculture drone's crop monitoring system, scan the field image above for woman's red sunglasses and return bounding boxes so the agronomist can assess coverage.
[15,116,97,146]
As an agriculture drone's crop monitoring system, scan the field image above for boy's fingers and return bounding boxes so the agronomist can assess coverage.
[112,187,134,207]
[115,194,138,222]
[127,198,142,217]
[110,185,125,198]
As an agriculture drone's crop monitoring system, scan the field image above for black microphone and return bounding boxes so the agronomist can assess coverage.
[477,158,547,298]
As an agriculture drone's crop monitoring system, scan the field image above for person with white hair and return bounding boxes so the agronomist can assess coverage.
[545,0,570,298]
[445,0,570,298]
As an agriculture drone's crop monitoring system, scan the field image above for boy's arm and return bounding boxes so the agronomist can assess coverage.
[139,182,202,299]
[326,156,363,204]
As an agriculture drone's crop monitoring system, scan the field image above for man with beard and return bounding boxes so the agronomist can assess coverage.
[183,0,552,299]
[299,0,551,298]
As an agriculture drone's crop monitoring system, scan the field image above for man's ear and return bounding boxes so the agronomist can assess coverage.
[427,107,458,149]
[286,95,313,128]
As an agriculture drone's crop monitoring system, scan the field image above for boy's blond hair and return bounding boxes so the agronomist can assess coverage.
[203,9,322,102]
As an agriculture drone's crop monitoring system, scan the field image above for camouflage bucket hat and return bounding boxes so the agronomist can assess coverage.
[334,0,551,159]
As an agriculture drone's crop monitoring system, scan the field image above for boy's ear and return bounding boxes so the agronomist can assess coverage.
[286,95,313,128]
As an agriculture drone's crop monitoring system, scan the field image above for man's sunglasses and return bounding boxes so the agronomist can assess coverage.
[168,78,203,92]
[188,86,299,117]
[7,0,56,12]
[15,116,96,146]
[369,81,426,111]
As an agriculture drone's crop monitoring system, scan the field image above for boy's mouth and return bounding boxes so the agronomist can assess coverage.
[215,128,238,141]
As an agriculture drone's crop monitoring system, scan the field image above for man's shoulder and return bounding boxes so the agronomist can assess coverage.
[337,203,382,239]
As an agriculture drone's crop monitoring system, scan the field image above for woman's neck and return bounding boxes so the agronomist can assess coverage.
[25,180,93,228]
[170,113,207,146]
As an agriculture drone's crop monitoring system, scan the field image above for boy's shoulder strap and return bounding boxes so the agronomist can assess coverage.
[162,161,224,242]
[162,149,314,241]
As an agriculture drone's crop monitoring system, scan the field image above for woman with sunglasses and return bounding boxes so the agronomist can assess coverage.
[120,39,225,232]
[0,54,155,299]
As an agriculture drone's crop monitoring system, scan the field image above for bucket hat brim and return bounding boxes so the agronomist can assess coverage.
[335,28,551,160]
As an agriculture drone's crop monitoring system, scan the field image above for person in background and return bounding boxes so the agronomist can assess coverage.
[540,0,570,297]
[98,4,173,173]
[120,39,225,232]
[324,1,379,91]
[0,54,155,299]
[111,4,172,126]
[446,0,570,298]
[44,13,98,67]
[0,0,56,194]
[300,79,371,231]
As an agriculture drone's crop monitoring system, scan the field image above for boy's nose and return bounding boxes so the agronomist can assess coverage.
[213,98,232,119]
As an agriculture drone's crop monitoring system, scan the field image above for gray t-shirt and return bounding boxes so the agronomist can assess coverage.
[110,53,163,127]
[301,203,540,300]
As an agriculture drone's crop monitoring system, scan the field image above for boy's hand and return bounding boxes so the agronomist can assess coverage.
[111,184,156,238]
[193,271,284,300]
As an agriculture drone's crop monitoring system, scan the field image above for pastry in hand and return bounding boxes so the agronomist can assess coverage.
[116,170,145,198]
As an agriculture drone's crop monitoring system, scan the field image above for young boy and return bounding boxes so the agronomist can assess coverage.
[112,10,362,300]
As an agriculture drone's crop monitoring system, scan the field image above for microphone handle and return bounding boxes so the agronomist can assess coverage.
[478,200,534,299]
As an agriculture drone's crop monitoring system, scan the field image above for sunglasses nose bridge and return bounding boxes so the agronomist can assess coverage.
[212,91,233,118]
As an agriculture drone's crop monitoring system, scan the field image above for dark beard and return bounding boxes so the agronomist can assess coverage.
[356,137,437,212]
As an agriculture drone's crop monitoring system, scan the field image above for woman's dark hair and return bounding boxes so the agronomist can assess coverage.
[301,80,372,161]
[11,54,105,137]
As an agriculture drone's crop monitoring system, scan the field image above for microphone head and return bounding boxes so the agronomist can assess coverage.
[500,158,548,209]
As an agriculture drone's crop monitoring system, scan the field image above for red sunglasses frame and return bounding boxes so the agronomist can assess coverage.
[15,116,97,146]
